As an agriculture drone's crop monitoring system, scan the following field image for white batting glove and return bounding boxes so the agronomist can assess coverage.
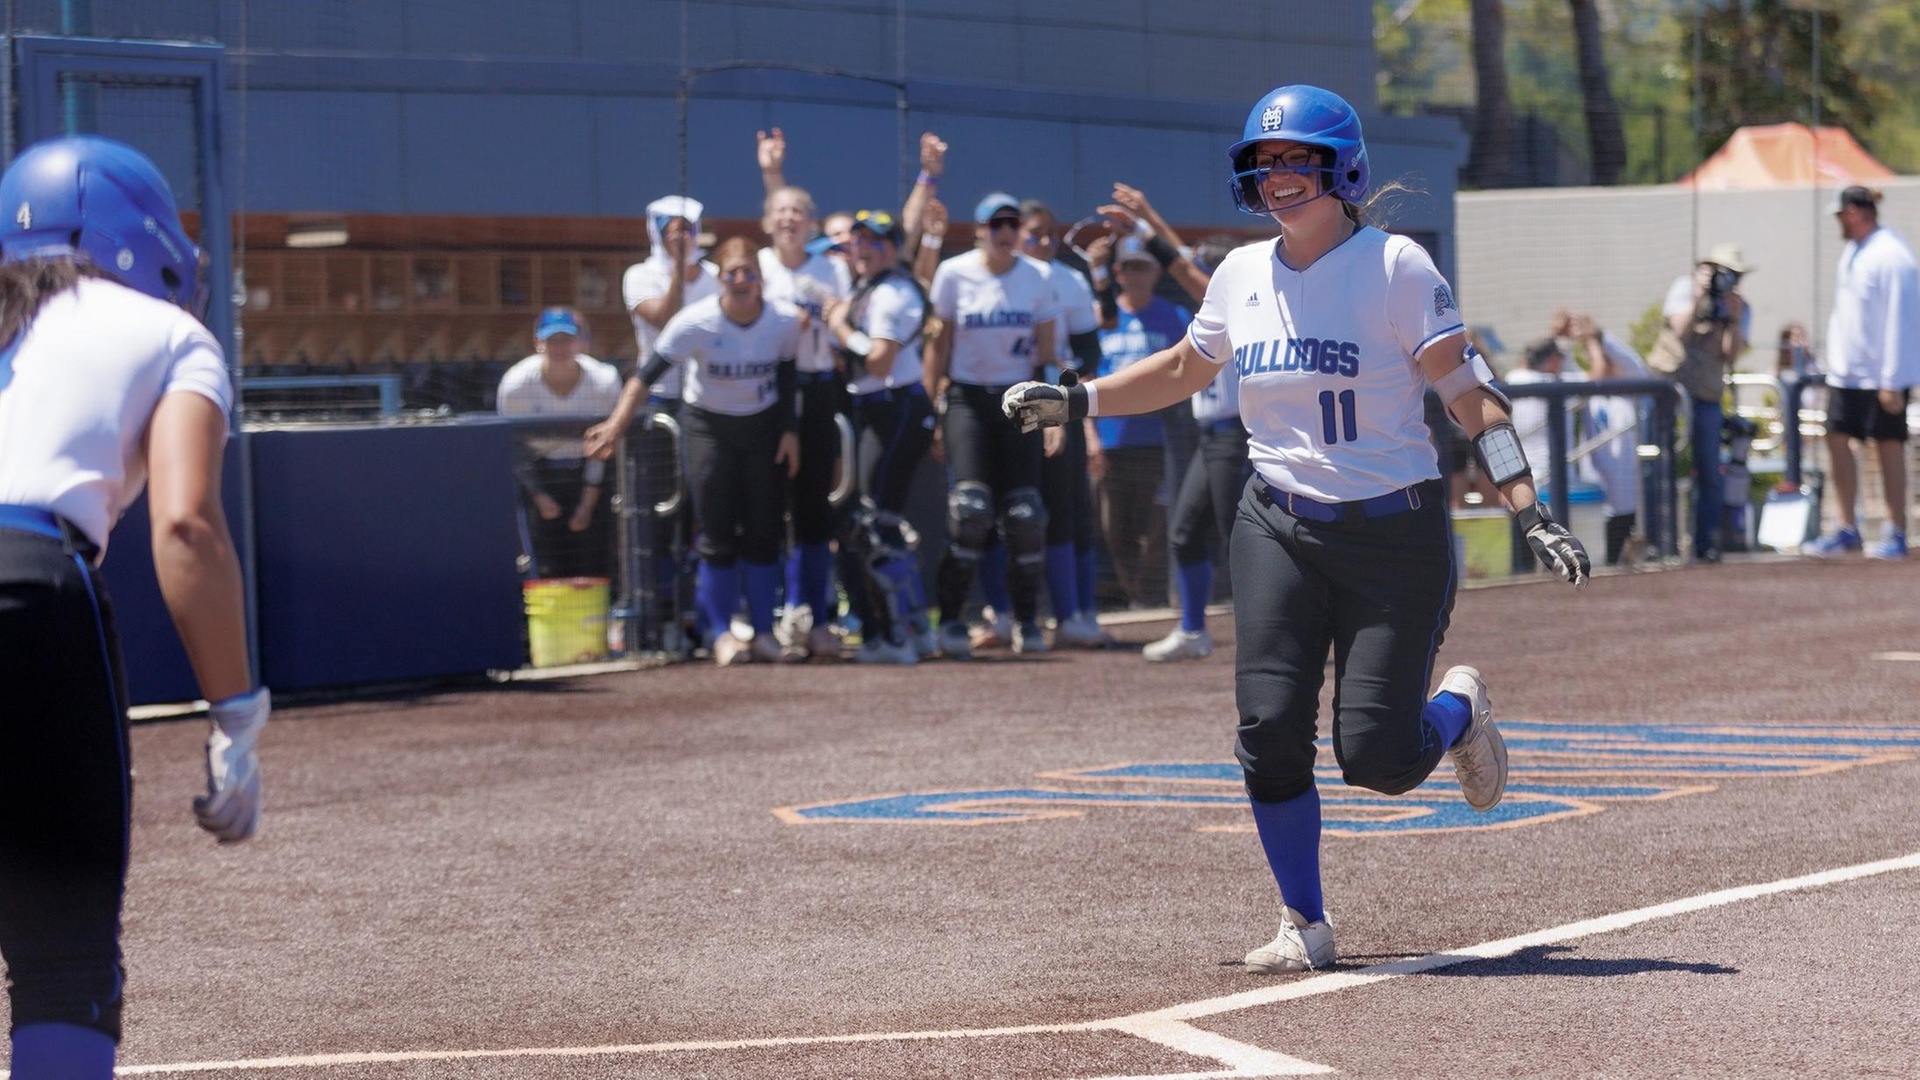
[195,687,269,843]
[1000,381,1069,432]
[1516,504,1591,589]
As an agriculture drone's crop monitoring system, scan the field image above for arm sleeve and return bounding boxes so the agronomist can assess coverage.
[775,359,799,434]
[1067,329,1103,372]
[1186,261,1233,365]
[1385,239,1465,360]
[638,352,674,387]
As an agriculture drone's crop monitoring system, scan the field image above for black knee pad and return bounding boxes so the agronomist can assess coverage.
[947,481,995,555]
[1001,486,1048,559]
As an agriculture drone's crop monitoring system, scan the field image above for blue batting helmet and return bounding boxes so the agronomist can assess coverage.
[1226,85,1370,216]
[0,135,207,313]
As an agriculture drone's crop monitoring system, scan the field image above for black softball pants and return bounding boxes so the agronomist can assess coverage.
[683,405,786,566]
[1169,423,1251,569]
[937,383,1045,624]
[1230,478,1456,804]
[1040,418,1095,549]
[0,517,130,1042]
[841,385,937,640]
[789,377,844,546]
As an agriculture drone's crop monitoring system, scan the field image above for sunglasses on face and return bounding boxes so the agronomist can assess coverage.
[986,216,1021,232]
[719,267,760,283]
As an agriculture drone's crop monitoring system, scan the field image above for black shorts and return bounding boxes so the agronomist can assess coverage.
[1826,386,1910,442]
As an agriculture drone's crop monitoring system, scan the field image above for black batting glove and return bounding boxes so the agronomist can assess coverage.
[1516,502,1591,588]
[1000,372,1088,434]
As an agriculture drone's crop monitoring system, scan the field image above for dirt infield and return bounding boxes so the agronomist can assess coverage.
[13,557,1919,1078]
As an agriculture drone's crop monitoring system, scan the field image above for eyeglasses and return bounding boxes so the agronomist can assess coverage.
[1248,146,1324,171]
[718,267,760,283]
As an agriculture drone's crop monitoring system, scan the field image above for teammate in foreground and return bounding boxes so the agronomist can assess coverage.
[1004,86,1589,972]
[0,136,268,1078]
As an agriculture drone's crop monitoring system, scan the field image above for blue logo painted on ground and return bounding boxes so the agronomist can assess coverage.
[774,722,1920,836]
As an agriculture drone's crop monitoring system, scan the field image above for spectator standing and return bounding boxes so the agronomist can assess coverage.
[1805,186,1919,560]
[496,307,624,579]
[1652,243,1752,562]
[1559,311,1649,564]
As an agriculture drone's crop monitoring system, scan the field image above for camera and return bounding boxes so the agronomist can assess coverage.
[1705,266,1740,324]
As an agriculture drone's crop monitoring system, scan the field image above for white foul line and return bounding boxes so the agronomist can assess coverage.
[56,848,1919,1078]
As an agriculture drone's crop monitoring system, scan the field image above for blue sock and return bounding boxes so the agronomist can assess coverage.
[743,561,782,635]
[12,1023,116,1080]
[1424,690,1473,750]
[978,541,1011,615]
[696,561,740,645]
[1043,543,1077,622]
[1076,546,1099,619]
[797,542,834,620]
[1176,560,1212,633]
[1248,787,1324,923]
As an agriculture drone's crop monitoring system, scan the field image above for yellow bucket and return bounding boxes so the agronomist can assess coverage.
[1452,509,1513,580]
[524,577,610,667]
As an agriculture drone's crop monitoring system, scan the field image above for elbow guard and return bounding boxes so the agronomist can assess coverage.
[1431,343,1510,413]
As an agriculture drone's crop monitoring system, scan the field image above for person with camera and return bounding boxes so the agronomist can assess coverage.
[1653,243,1752,562]
[1804,187,1918,560]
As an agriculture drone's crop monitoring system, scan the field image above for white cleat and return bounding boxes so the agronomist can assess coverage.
[712,632,751,667]
[1439,664,1507,811]
[1244,906,1335,972]
[1053,613,1114,648]
[1012,622,1050,655]
[1143,627,1213,662]
[969,608,1013,650]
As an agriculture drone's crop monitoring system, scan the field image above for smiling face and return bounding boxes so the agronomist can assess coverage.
[1242,139,1334,219]
[763,188,816,249]
[715,247,762,305]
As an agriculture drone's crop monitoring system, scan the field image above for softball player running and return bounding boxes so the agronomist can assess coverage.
[1005,86,1590,971]
[757,182,848,658]
[924,193,1058,659]
[592,237,804,665]
[0,136,268,1079]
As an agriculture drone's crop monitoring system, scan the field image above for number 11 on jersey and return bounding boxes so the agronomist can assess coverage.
[1318,389,1357,444]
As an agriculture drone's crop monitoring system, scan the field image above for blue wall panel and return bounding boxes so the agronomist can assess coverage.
[242,3,406,53]
[251,424,525,693]
[401,94,599,214]
[242,91,406,213]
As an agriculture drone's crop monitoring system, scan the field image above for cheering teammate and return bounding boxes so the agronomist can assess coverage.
[924,193,1059,658]
[591,238,804,665]
[1004,86,1589,971]
[0,136,269,1079]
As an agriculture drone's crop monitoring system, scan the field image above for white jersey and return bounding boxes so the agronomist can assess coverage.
[1825,226,1920,390]
[495,354,626,461]
[0,278,231,553]
[930,250,1057,387]
[848,271,927,395]
[1192,356,1242,426]
[1188,229,1455,502]
[1029,256,1100,373]
[653,296,805,417]
[758,247,845,375]
[623,257,720,399]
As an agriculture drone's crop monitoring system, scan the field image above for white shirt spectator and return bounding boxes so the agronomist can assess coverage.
[848,272,927,395]
[1027,255,1099,373]
[653,296,805,417]
[1582,333,1649,516]
[496,353,625,462]
[758,248,845,375]
[1825,226,1920,390]
[0,278,230,553]
[930,250,1057,387]
[622,258,719,400]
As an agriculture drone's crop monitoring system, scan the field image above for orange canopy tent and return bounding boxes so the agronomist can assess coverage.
[1679,123,1895,189]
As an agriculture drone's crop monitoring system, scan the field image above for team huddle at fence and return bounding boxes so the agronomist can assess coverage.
[497,128,1246,666]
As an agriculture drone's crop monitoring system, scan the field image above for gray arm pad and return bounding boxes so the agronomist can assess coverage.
[1473,422,1532,487]
[1431,345,1511,412]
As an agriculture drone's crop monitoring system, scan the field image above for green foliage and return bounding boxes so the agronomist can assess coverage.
[1374,0,1920,183]
[1628,302,1666,362]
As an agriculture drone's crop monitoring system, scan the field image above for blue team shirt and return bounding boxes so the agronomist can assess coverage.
[1097,297,1191,448]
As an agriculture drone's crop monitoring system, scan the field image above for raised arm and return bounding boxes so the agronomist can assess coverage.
[1105,184,1210,304]
[756,127,787,196]
[901,132,947,261]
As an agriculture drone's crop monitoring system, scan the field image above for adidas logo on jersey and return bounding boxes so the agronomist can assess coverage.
[1245,293,1261,307]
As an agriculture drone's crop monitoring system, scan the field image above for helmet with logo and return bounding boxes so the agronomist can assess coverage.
[1226,85,1370,216]
[0,135,206,313]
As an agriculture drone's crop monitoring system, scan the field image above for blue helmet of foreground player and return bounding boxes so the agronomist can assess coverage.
[1227,85,1370,216]
[0,135,207,314]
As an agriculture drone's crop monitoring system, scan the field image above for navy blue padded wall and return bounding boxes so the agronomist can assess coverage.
[250,422,525,692]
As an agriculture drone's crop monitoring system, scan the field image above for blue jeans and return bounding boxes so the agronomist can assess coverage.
[1690,397,1723,558]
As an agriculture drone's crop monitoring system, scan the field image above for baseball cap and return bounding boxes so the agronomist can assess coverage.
[848,208,904,245]
[1114,236,1157,267]
[535,307,582,340]
[973,192,1020,223]
[804,234,837,257]
[1828,185,1879,214]
[1704,243,1752,275]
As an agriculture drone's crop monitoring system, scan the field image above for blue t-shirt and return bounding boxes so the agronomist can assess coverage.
[1097,297,1191,448]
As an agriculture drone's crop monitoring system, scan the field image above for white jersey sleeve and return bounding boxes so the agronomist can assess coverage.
[930,257,961,321]
[1384,238,1465,360]
[1186,246,1253,365]
[851,274,928,393]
